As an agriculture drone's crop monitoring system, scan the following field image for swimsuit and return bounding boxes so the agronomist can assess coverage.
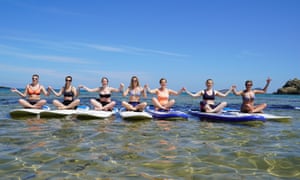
[28,99,39,105]
[27,85,41,95]
[157,90,169,105]
[200,90,216,112]
[99,94,111,98]
[129,101,140,107]
[62,87,75,105]
[129,89,141,96]
[242,91,255,101]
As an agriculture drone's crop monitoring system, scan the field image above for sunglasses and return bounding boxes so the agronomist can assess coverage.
[66,79,72,82]
[246,84,253,86]
[32,78,38,80]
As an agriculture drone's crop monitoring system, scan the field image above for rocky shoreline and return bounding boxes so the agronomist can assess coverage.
[275,78,300,94]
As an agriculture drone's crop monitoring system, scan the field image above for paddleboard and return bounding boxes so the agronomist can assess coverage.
[223,108,292,122]
[119,108,152,120]
[146,106,188,120]
[39,110,77,118]
[188,109,266,124]
[75,108,118,120]
[10,108,45,119]
[295,106,300,110]
[227,112,292,122]
[9,105,50,119]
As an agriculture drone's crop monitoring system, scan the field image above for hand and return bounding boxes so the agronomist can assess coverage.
[266,77,272,84]
[11,88,17,92]
[231,85,237,92]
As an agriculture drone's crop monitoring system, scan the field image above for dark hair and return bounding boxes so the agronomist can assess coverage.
[206,79,213,84]
[245,80,253,86]
[130,76,140,89]
[32,74,39,78]
[101,77,109,83]
[65,75,72,81]
[159,78,167,84]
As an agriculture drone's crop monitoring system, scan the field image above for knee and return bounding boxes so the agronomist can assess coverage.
[19,99,24,103]
[40,99,47,104]
[75,99,80,104]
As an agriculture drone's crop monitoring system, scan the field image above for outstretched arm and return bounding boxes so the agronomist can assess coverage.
[145,84,157,94]
[40,85,50,96]
[216,86,233,97]
[169,87,184,96]
[111,83,124,93]
[48,86,62,97]
[185,88,202,98]
[232,85,243,96]
[78,85,99,92]
[11,87,26,98]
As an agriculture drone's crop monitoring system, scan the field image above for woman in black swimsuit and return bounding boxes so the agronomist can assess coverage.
[79,77,124,111]
[48,76,80,110]
[184,79,233,113]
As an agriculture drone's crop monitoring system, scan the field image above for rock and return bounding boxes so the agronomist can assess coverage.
[275,78,300,94]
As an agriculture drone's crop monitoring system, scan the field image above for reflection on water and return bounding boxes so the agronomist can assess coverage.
[0,92,300,179]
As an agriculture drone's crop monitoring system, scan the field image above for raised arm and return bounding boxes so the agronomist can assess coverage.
[145,84,157,94]
[255,77,271,94]
[11,87,26,98]
[111,83,124,93]
[142,85,147,98]
[169,87,184,96]
[216,86,233,97]
[122,87,130,97]
[78,85,99,92]
[40,85,50,96]
[72,86,80,97]
[48,86,62,97]
[184,88,203,98]
[232,85,243,96]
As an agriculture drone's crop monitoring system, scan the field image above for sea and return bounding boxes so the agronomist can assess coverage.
[0,88,299,179]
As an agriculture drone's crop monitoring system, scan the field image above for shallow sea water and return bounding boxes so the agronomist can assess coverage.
[0,89,300,179]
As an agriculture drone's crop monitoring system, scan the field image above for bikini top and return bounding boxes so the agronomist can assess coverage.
[157,90,169,102]
[27,85,41,95]
[242,91,255,101]
[129,89,141,96]
[99,93,111,98]
[202,90,215,100]
[63,87,74,98]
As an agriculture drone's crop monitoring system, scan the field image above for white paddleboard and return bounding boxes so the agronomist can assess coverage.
[259,113,292,122]
[39,110,77,117]
[228,112,292,122]
[9,109,45,119]
[75,108,117,119]
[119,108,152,120]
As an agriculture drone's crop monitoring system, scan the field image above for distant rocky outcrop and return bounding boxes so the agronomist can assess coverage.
[275,78,300,94]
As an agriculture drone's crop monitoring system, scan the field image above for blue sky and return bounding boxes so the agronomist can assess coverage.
[0,0,299,93]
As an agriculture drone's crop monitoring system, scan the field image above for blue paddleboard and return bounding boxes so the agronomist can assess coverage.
[146,106,188,120]
[189,109,265,124]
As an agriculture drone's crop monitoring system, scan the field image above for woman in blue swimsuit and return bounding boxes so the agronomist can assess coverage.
[48,76,80,109]
[79,77,124,111]
[233,78,271,113]
[184,79,233,113]
[122,76,147,111]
